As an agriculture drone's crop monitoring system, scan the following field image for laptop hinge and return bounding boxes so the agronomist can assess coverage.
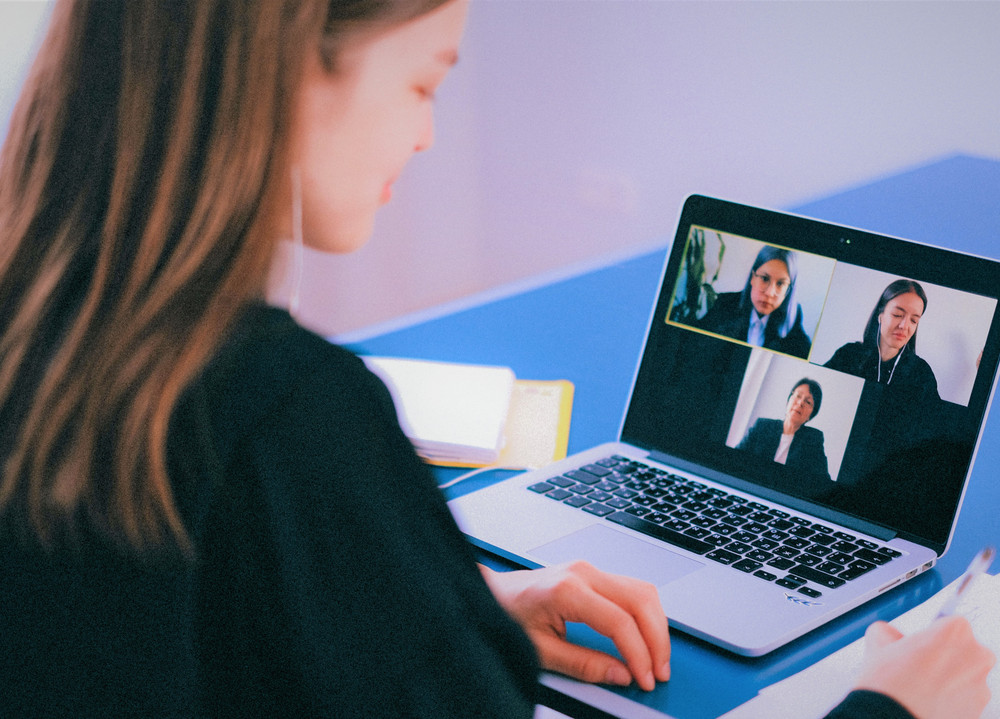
[646,451,897,542]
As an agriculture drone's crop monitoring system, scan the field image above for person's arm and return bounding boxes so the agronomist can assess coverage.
[827,617,994,719]
[823,689,914,719]
[479,562,671,692]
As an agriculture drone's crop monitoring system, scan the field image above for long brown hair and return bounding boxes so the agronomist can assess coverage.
[0,0,449,554]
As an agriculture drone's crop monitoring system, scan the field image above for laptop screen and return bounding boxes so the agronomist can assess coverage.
[622,195,1000,554]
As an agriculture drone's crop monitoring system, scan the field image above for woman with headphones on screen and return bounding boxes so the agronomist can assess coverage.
[824,279,939,402]
[0,1,990,717]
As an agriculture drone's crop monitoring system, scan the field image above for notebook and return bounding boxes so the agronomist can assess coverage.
[447,195,1000,656]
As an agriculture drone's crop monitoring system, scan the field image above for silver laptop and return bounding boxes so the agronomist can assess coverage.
[448,195,1000,656]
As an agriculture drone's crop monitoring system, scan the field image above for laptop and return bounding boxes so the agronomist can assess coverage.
[448,194,1000,656]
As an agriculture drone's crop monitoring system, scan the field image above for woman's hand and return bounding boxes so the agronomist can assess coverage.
[853,617,994,719]
[480,561,671,691]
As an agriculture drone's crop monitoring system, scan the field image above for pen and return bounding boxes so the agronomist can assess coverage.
[935,545,995,619]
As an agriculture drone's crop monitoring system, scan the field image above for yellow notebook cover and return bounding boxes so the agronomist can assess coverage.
[429,379,574,470]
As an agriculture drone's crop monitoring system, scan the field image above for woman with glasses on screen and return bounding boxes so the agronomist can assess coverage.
[698,246,812,359]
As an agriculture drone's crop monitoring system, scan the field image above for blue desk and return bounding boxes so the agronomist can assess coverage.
[348,155,1000,718]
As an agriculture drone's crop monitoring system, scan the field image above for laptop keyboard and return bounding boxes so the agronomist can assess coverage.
[527,455,902,599]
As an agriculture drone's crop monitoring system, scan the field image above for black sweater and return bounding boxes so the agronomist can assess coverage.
[0,305,538,717]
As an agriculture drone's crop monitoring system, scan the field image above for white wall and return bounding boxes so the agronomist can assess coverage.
[4,1,999,337]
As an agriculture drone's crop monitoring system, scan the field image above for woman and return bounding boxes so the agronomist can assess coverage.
[697,245,813,359]
[738,378,832,492]
[0,1,989,717]
[824,279,939,401]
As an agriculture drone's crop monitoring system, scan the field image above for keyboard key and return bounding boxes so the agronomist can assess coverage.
[625,506,650,518]
[797,586,823,598]
[682,501,709,512]
[583,503,615,517]
[528,482,555,493]
[840,562,877,580]
[607,511,713,554]
[564,495,592,508]
[546,489,573,501]
[652,501,679,513]
[767,557,796,571]
[565,470,600,485]
[787,564,846,589]
[549,476,576,488]
[811,524,833,534]
[776,577,804,589]
[806,544,833,557]
[833,531,856,541]
[855,548,892,565]
[707,549,741,564]
[753,570,778,581]
[733,558,763,573]
[570,484,595,495]
[831,540,859,553]
[581,464,613,477]
[746,549,773,562]
[727,541,753,554]
[878,547,902,558]
[784,537,812,550]
[606,497,631,510]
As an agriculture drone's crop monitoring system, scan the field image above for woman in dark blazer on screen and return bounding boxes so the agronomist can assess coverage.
[697,246,812,359]
[738,378,832,494]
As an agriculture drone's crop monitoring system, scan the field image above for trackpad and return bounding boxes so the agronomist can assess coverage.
[531,524,704,588]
